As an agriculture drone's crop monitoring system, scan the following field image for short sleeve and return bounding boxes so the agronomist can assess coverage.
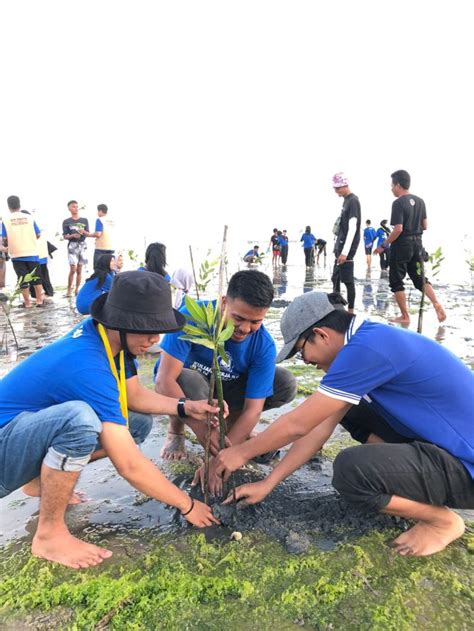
[62,220,69,236]
[160,331,192,364]
[1,224,6,238]
[244,336,276,399]
[347,197,360,220]
[319,344,398,405]
[33,221,41,235]
[390,199,403,226]
[95,218,103,232]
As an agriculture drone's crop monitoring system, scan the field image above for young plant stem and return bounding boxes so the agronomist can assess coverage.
[189,245,200,299]
[204,369,216,505]
[417,258,426,334]
[1,303,19,351]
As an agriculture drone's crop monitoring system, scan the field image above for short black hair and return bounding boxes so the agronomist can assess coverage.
[391,170,411,190]
[97,204,108,213]
[254,245,259,249]
[305,225,311,233]
[67,200,78,208]
[7,195,20,210]
[301,292,354,338]
[227,270,274,308]
[366,219,371,225]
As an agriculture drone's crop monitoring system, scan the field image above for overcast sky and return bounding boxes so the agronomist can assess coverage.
[1,0,472,279]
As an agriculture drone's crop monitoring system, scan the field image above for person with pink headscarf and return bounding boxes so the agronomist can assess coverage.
[331,172,361,312]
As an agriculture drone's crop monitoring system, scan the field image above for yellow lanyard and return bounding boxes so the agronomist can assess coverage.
[98,324,129,426]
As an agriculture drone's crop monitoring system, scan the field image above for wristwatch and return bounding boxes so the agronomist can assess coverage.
[177,397,188,419]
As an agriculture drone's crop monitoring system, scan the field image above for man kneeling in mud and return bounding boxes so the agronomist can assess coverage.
[155,269,297,493]
[216,291,474,557]
[0,272,222,569]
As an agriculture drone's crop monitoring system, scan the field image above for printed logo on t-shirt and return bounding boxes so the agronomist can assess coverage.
[72,326,84,339]
[409,198,415,206]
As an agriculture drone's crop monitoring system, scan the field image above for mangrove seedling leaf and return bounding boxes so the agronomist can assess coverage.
[205,301,216,329]
[183,324,212,339]
[178,336,216,350]
[217,345,230,365]
[218,320,234,344]
[184,296,209,328]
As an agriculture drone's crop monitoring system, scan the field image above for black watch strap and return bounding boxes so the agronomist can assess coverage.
[177,397,188,419]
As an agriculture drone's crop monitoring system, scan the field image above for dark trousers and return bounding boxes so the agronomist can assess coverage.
[30,263,54,297]
[331,259,355,309]
[379,248,389,270]
[280,245,288,265]
[176,366,297,414]
[304,248,313,266]
[389,237,429,293]
[332,400,474,512]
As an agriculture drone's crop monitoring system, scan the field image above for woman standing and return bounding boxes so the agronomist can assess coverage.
[300,226,316,267]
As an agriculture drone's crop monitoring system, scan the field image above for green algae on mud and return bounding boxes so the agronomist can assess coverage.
[1,531,473,630]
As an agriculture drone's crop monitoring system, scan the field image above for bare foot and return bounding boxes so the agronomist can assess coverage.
[32,531,112,569]
[434,302,446,323]
[22,482,88,505]
[389,315,410,324]
[389,511,465,556]
[160,432,187,460]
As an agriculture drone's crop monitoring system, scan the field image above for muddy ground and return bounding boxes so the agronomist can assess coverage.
[1,264,473,629]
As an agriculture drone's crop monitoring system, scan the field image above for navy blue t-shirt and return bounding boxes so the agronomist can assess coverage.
[319,318,474,477]
[156,300,276,399]
[0,318,136,428]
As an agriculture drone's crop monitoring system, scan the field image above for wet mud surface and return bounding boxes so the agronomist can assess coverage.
[1,265,473,552]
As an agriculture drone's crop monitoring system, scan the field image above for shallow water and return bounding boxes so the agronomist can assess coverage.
[1,261,473,551]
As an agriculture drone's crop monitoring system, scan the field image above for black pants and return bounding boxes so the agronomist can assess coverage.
[304,248,313,266]
[332,400,474,512]
[379,248,389,270]
[389,237,429,293]
[331,259,355,309]
[280,245,288,265]
[29,263,54,297]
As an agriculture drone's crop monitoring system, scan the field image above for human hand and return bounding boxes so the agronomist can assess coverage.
[337,254,347,265]
[181,497,220,527]
[374,247,383,255]
[185,398,229,423]
[191,458,223,496]
[214,445,248,481]
[222,479,273,508]
[188,419,232,457]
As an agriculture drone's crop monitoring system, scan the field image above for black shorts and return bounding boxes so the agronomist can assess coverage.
[333,400,474,511]
[364,244,373,255]
[12,260,43,288]
[331,259,354,285]
[389,237,428,293]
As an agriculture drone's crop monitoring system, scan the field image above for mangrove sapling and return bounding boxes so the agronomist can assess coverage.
[1,270,39,354]
[180,295,234,502]
[417,246,444,334]
[181,227,232,502]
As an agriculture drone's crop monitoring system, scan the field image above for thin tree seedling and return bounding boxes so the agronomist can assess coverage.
[180,228,233,503]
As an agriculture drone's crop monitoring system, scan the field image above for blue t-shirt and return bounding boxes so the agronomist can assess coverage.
[363,227,377,247]
[319,318,474,477]
[244,249,259,258]
[2,220,41,262]
[0,318,137,428]
[95,218,104,232]
[76,272,115,315]
[278,235,288,246]
[156,300,276,399]
[137,266,171,283]
[375,227,388,248]
[300,233,316,248]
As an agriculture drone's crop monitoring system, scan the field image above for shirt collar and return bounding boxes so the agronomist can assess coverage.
[344,315,366,346]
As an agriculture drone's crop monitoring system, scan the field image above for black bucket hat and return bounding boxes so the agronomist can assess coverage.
[90,270,186,334]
